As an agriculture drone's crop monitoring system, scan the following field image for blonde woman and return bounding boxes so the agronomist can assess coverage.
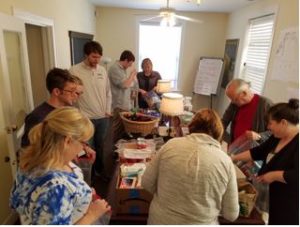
[10,107,110,224]
[142,109,239,224]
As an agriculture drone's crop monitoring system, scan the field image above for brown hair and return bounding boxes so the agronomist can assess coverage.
[83,41,103,55]
[120,50,135,62]
[46,68,76,93]
[188,108,224,141]
[141,58,152,69]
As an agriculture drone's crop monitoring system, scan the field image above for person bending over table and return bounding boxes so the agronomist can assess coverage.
[142,108,239,224]
[10,107,111,224]
[222,78,273,144]
[232,99,299,225]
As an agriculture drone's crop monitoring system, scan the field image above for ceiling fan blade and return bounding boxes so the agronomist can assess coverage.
[141,15,164,22]
[174,15,203,24]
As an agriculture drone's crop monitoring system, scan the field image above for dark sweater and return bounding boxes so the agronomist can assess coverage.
[251,134,299,225]
[221,95,273,143]
[21,102,55,147]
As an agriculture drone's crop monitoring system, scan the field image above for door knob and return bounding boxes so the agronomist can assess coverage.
[4,156,10,163]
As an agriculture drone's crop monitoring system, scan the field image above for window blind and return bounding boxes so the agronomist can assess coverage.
[243,14,274,94]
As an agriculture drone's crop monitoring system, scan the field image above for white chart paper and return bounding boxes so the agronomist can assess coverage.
[194,58,223,95]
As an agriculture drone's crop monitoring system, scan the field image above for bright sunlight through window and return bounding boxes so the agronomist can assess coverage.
[138,23,182,89]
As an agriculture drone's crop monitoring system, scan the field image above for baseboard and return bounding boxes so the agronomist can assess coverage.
[3,211,19,225]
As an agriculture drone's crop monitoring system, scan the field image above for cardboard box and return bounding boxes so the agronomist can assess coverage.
[116,175,153,214]
[119,142,154,164]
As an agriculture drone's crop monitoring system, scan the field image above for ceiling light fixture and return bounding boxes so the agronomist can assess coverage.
[186,0,202,6]
[141,0,203,25]
[160,11,176,27]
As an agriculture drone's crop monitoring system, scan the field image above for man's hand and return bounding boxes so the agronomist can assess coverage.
[105,112,112,117]
[130,68,137,76]
[139,89,147,96]
[83,143,96,163]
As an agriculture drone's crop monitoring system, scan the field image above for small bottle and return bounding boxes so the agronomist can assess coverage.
[184,96,193,112]
[137,137,147,149]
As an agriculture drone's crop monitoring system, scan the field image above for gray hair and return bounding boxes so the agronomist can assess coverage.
[226,78,251,94]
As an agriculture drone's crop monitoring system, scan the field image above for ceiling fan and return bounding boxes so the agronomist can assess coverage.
[141,0,203,26]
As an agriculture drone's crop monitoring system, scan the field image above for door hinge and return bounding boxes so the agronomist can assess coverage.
[5,125,17,134]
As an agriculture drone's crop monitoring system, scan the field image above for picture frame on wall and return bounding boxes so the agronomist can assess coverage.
[69,31,93,65]
[221,39,239,88]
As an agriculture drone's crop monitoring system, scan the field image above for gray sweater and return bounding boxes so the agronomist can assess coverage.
[142,134,239,224]
[222,95,273,143]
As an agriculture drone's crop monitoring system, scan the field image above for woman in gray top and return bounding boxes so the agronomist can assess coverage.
[142,109,239,224]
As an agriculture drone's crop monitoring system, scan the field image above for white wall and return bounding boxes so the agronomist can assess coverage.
[217,0,299,115]
[95,7,228,110]
[0,0,297,113]
[0,0,96,68]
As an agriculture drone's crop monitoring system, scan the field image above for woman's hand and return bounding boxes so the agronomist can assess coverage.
[88,199,111,219]
[245,130,261,141]
[77,199,111,224]
[230,150,252,163]
[255,171,286,184]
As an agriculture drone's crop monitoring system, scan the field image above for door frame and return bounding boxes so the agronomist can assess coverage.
[13,8,57,76]
[0,12,33,224]
[0,12,33,174]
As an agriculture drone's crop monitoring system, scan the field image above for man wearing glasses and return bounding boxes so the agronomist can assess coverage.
[21,68,82,147]
[222,78,273,144]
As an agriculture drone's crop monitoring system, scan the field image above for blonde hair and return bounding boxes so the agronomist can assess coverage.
[188,108,224,142]
[20,107,94,173]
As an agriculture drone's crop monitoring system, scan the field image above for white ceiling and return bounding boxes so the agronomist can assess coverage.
[89,0,257,13]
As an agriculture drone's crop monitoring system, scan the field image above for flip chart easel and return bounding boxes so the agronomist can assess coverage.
[193,57,224,108]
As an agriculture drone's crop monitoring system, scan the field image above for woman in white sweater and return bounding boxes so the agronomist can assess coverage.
[142,108,239,224]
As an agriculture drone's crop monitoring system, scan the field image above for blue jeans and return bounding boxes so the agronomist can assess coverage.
[90,117,110,174]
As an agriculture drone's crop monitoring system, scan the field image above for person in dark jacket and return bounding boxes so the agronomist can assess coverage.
[21,68,81,147]
[137,58,161,109]
[232,99,299,225]
[222,78,273,144]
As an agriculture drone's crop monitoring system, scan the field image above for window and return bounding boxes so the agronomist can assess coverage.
[69,31,93,65]
[138,23,182,89]
[242,14,274,94]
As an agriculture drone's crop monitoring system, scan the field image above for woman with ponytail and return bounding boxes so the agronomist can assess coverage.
[232,99,299,224]
[10,107,111,224]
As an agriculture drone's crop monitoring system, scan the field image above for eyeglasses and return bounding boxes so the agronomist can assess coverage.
[79,141,89,147]
[61,89,83,96]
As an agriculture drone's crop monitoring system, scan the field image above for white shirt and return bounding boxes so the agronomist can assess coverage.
[70,62,112,119]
